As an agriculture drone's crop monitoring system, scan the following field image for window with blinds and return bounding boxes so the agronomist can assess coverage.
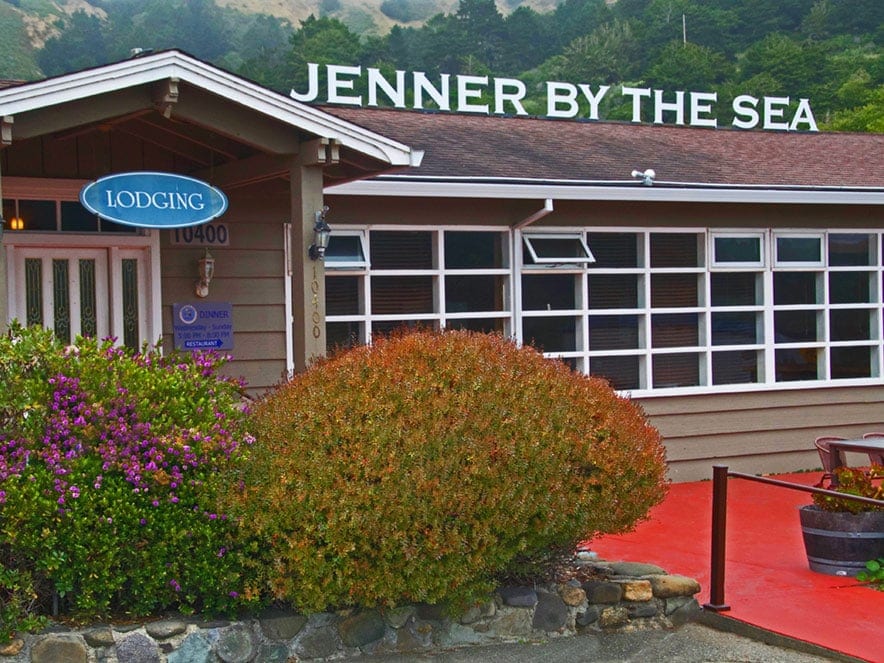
[327,226,884,394]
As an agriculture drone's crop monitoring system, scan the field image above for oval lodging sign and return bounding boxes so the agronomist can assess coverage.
[80,172,228,229]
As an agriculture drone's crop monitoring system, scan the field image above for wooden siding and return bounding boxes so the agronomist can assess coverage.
[160,183,292,394]
[638,386,884,482]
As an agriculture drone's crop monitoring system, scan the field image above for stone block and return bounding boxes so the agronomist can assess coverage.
[532,592,569,632]
[116,633,160,663]
[146,620,187,640]
[558,583,586,606]
[598,606,629,629]
[258,612,308,640]
[626,602,659,618]
[295,626,340,660]
[338,610,386,648]
[608,561,667,577]
[167,632,212,663]
[82,627,115,648]
[498,586,538,608]
[215,624,257,663]
[618,579,653,602]
[648,574,701,598]
[582,580,622,604]
[576,605,601,628]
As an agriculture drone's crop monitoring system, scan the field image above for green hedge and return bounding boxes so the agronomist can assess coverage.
[0,323,259,627]
[230,330,668,612]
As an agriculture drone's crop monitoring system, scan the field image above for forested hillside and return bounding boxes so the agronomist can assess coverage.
[1,0,881,131]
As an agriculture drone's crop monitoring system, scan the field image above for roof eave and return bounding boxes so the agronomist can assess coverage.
[0,51,418,168]
[326,178,884,205]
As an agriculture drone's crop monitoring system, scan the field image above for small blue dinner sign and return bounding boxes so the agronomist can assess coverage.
[80,172,228,228]
[172,302,234,351]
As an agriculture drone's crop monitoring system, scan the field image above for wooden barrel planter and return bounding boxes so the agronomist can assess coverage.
[798,505,884,576]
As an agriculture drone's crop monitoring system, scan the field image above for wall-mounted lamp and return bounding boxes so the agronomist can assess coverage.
[631,168,656,186]
[195,248,215,298]
[9,216,24,230]
[309,205,332,260]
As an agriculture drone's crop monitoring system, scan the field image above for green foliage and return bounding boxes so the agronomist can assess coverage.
[812,466,883,514]
[0,564,47,644]
[3,0,882,133]
[0,322,259,623]
[857,558,884,590]
[230,330,668,613]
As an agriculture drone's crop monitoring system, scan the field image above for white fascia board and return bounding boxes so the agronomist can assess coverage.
[326,178,884,205]
[0,52,418,167]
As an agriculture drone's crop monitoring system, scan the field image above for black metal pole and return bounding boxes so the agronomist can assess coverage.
[703,464,731,612]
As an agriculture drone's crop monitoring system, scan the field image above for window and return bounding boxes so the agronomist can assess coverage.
[2,197,137,234]
[522,233,594,265]
[325,228,510,349]
[325,231,368,269]
[329,225,884,394]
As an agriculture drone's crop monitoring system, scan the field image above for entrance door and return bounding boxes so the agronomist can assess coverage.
[10,246,149,349]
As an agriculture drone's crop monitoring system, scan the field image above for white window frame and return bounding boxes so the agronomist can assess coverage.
[773,232,825,268]
[710,232,765,268]
[324,229,369,270]
[522,232,595,266]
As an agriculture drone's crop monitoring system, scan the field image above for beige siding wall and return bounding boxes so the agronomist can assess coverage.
[160,181,291,394]
[328,192,884,481]
[638,386,884,482]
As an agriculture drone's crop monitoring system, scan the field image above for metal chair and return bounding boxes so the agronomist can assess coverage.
[862,432,884,466]
[814,436,847,486]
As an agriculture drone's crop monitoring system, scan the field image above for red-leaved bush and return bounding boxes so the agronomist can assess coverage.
[229,330,667,612]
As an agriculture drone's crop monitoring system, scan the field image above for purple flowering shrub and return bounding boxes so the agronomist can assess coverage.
[0,322,259,625]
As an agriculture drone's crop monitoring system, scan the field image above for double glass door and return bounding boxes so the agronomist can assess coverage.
[11,247,146,349]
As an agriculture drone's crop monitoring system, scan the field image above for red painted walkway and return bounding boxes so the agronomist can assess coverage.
[590,472,884,662]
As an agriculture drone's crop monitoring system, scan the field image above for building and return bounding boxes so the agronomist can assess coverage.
[2,51,883,480]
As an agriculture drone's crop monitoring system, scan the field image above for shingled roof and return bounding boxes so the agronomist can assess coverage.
[324,107,884,191]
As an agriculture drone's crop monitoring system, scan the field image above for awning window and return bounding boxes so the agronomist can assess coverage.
[523,233,595,265]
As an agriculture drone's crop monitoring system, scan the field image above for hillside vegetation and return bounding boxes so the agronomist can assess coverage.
[0,0,881,132]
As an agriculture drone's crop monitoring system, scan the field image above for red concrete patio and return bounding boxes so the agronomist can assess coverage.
[590,471,884,663]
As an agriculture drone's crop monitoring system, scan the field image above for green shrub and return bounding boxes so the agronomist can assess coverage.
[230,330,668,613]
[0,322,260,626]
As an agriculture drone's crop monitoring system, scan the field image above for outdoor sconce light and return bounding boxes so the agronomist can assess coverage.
[309,206,332,260]
[9,216,24,230]
[195,248,215,298]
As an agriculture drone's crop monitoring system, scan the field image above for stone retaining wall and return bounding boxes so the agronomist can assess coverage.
[0,560,701,663]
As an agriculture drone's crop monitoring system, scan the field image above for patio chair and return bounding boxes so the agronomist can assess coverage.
[814,436,847,487]
[862,432,884,466]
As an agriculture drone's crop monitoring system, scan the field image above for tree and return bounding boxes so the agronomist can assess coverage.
[646,40,732,91]
[287,16,366,99]
[37,11,108,77]
[236,14,293,92]
[548,19,643,85]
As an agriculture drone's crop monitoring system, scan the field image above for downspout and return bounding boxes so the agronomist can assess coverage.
[513,198,553,230]
[511,198,554,349]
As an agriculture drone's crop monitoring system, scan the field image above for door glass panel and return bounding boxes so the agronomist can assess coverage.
[53,259,71,343]
[121,259,139,350]
[79,259,98,338]
[25,258,43,326]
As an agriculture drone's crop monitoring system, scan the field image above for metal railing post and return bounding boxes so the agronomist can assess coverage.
[703,464,731,612]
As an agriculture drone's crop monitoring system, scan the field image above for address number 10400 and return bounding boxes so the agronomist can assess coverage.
[170,223,230,247]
